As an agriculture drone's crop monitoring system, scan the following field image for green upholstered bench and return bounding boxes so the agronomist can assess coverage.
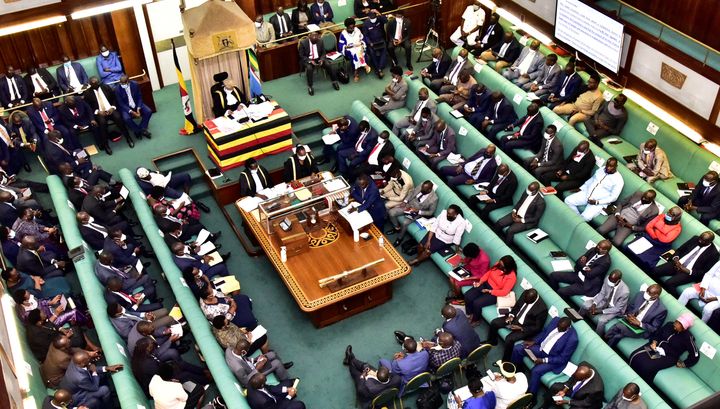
[46,175,151,409]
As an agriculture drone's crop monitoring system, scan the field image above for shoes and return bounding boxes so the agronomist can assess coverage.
[333,82,340,91]
[393,238,403,247]
[220,252,231,261]
[142,130,152,139]
[308,87,314,96]
[385,227,399,235]
[407,64,414,71]
[23,163,31,172]
[126,138,135,148]
[196,201,210,213]
[135,132,143,140]
[283,362,294,370]
[212,231,222,240]
[343,345,353,365]
[377,70,385,79]
[365,65,372,74]
[105,146,113,155]
[449,299,465,306]
[394,330,407,345]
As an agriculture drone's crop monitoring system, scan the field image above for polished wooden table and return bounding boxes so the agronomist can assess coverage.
[237,205,412,327]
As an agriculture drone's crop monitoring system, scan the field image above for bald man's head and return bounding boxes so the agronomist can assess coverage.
[441,304,456,319]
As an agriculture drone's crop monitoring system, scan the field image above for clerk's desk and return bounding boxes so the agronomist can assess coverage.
[236,174,411,327]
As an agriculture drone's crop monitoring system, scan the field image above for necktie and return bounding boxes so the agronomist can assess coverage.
[355,131,368,151]
[542,139,551,162]
[607,285,617,307]
[71,108,79,118]
[10,78,20,100]
[18,127,27,144]
[448,61,463,84]
[0,125,10,146]
[471,157,487,177]
[494,101,500,117]
[560,75,572,96]
[682,246,703,268]
[571,381,584,396]
[34,75,46,93]
[96,89,108,112]
[439,130,446,150]
[124,86,135,109]
[32,250,44,266]
[540,331,561,353]
[310,43,317,59]
[368,142,382,159]
[39,109,54,131]
[636,300,649,316]
[515,302,528,323]
[280,15,288,34]
[519,115,533,134]
[111,265,129,279]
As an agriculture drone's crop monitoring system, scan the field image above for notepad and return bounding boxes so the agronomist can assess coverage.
[551,259,574,272]
[446,253,462,267]
[169,305,183,321]
[322,133,341,145]
[628,237,653,254]
[213,275,241,294]
[119,186,129,199]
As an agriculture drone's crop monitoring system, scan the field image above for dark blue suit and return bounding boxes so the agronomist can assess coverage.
[103,236,139,268]
[310,2,334,24]
[115,80,152,135]
[511,317,578,393]
[379,350,430,394]
[56,62,89,92]
[323,116,358,162]
[362,15,389,71]
[606,292,667,347]
[43,140,92,176]
[467,88,493,127]
[442,310,482,358]
[246,379,306,409]
[351,182,386,228]
[548,72,583,105]
[172,253,229,279]
[8,118,39,148]
[485,98,518,141]
[2,238,19,265]
[0,75,29,108]
[58,362,112,408]
[26,102,78,150]
[0,122,26,175]
[338,128,378,175]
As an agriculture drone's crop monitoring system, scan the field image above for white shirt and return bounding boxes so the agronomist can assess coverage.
[700,264,720,296]
[250,170,264,191]
[461,6,485,32]
[149,375,188,409]
[30,73,48,94]
[636,298,656,323]
[489,373,528,409]
[309,42,320,59]
[394,18,404,41]
[569,370,595,395]
[120,84,136,110]
[93,88,114,113]
[464,156,491,179]
[498,42,511,58]
[515,193,537,223]
[65,65,82,90]
[225,88,238,107]
[540,328,564,354]
[516,49,537,75]
[430,210,465,246]
[515,299,537,325]
[413,100,428,122]
[679,245,710,273]
[367,140,385,166]
[5,77,21,101]
[581,168,624,205]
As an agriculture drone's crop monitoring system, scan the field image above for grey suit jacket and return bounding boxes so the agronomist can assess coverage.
[408,98,437,119]
[110,313,143,339]
[533,136,564,168]
[405,186,439,218]
[530,63,562,89]
[510,47,545,75]
[591,279,630,316]
[444,59,473,82]
[226,347,257,387]
[615,192,659,230]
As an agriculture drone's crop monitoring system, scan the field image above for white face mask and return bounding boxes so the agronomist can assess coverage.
[26,294,38,309]
[184,246,191,255]
[421,117,428,122]
[101,51,110,58]
[703,179,712,187]
[607,278,618,287]
[643,292,652,301]
[392,78,399,83]
[250,169,258,174]
[370,18,377,23]
[473,5,480,11]
[87,216,95,223]
[432,57,438,63]
[119,306,126,314]
[57,138,64,145]
[7,229,15,239]
[543,132,553,140]
[255,22,262,28]
[526,189,534,196]
[391,177,398,181]
[457,55,464,63]
[298,154,307,161]
[643,149,653,155]
[165,208,172,216]
[120,234,127,242]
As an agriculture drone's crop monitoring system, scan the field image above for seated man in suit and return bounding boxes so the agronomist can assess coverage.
[418,120,456,170]
[17,235,66,279]
[501,39,544,85]
[0,66,29,108]
[488,289,548,361]
[153,203,216,247]
[298,30,339,96]
[7,112,39,167]
[436,304,481,358]
[541,141,595,195]
[473,165,518,220]
[579,270,630,337]
[59,351,123,408]
[246,372,305,409]
[56,56,89,94]
[627,138,672,184]
[464,84,493,129]
[343,348,402,409]
[546,63,582,106]
[678,171,720,224]
[336,120,376,176]
[107,302,173,340]
[84,76,134,154]
[310,0,334,25]
[471,13,503,57]
[649,231,720,291]
[553,75,604,126]
[349,174,386,228]
[545,363,604,409]
[24,66,60,99]
[495,102,544,154]
[436,69,477,110]
[387,180,438,246]
[127,320,181,362]
[320,116,358,167]
[238,158,270,198]
[171,241,230,279]
[583,94,628,147]
[439,144,497,187]
[103,229,146,268]
[597,190,659,247]
[679,262,720,322]
[270,6,293,41]
[549,240,612,297]
[283,144,319,182]
[402,108,436,151]
[115,75,152,140]
[527,125,563,179]
[104,277,165,314]
[77,211,109,250]
[96,45,124,84]
[510,317,578,395]
[378,338,429,394]
[59,96,103,150]
[522,54,561,96]
[605,284,667,347]
[361,11,389,78]
[605,383,647,409]
[95,251,156,299]
[352,131,395,179]
[82,185,126,229]
[420,48,451,88]
[41,334,98,389]
[482,92,518,141]
[478,31,522,70]
[379,167,414,209]
[26,97,77,150]
[565,158,625,222]
[43,131,88,176]
[226,338,292,387]
[0,120,28,176]
[428,48,472,94]
[391,87,437,137]
[493,181,545,243]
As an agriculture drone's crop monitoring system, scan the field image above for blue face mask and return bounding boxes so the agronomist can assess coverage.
[64,61,71,67]
[665,214,673,222]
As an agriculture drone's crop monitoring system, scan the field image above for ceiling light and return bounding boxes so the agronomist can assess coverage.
[71,0,152,20]
[0,15,67,37]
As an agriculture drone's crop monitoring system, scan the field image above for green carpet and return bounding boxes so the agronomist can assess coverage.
[22,50,509,408]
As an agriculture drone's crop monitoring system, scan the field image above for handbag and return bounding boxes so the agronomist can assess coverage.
[416,385,443,409]
[497,291,516,309]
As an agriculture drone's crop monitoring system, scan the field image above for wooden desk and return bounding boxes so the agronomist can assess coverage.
[238,205,412,327]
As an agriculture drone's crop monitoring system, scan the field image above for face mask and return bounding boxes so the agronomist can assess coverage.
[370,18,377,23]
[605,167,614,174]
[184,246,191,255]
[119,306,126,314]
[392,78,399,83]
[298,154,307,161]
[607,278,618,287]
[457,56,464,63]
[120,234,127,242]
[665,214,673,222]
[621,395,635,402]
[432,57,438,63]
[63,61,71,68]
[526,189,534,196]
[641,198,651,204]
[166,208,172,216]
[473,5,480,11]
[643,292,652,301]
[101,51,110,57]
[643,149,653,155]
[87,216,94,224]
[396,16,403,22]
[255,22,262,28]
[27,294,38,309]
[57,138,64,145]
[544,132,553,140]
[7,230,15,239]
[421,117,428,122]
[391,177,398,181]
[703,179,711,187]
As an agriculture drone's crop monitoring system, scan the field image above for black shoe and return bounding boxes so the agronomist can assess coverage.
[142,130,152,139]
[151,279,158,285]
[393,238,403,247]
[196,201,210,213]
[407,65,414,72]
[211,231,222,240]
[385,227,399,235]
[135,132,143,140]
[23,163,31,172]
[220,252,231,261]
[343,345,353,365]
[308,87,314,96]
[394,331,407,345]
[126,138,135,148]
[105,146,113,155]
[214,243,223,251]
[377,70,385,79]
[283,362,294,370]
[333,82,340,91]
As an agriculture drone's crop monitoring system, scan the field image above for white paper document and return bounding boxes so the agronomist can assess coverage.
[322,133,341,145]
[551,259,574,272]
[197,241,216,256]
[628,237,653,254]
[196,229,211,245]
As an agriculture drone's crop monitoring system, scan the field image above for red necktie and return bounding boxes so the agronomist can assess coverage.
[39,109,54,131]
[71,108,79,117]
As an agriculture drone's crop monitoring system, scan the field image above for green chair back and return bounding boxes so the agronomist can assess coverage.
[371,387,399,409]
[434,357,461,379]
[465,344,492,369]
[403,371,431,396]
[506,392,534,409]
[321,30,338,52]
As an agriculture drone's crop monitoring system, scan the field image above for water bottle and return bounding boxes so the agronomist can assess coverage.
[280,246,287,262]
[353,229,360,242]
[378,236,385,247]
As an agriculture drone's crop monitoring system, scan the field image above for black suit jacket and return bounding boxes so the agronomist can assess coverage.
[562,149,596,183]
[239,166,270,197]
[79,224,106,250]
[16,248,60,277]
[491,39,522,63]
[59,99,95,129]
[553,362,604,409]
[246,380,301,409]
[574,248,611,296]
[269,13,293,37]
[478,22,503,50]
[674,236,720,279]
[489,98,517,129]
[689,182,720,218]
[299,38,327,65]
[24,68,60,96]
[355,371,402,408]
[385,18,411,43]
[67,188,87,210]
[508,291,548,337]
[82,195,121,226]
[0,201,18,227]
[82,84,118,113]
[512,192,545,225]
[424,54,452,80]
[510,114,545,153]
[487,171,518,207]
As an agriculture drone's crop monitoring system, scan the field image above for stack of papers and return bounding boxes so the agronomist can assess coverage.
[339,205,373,231]
[322,133,342,145]
[238,196,263,212]
[415,217,436,230]
[212,116,243,134]
[213,275,241,294]
[170,323,183,337]
[323,178,346,192]
[551,259,574,272]
[628,237,653,254]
